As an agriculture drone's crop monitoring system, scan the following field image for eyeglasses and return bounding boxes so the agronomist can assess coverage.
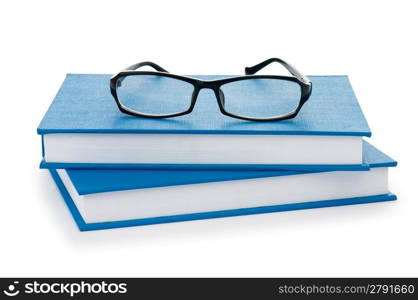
[109,58,312,121]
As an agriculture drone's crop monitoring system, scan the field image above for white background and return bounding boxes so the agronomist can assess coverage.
[0,0,417,277]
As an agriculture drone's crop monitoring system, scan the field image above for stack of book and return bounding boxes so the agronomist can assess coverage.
[37,74,397,231]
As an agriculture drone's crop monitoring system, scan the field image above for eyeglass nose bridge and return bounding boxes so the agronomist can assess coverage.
[190,80,225,111]
[195,79,218,90]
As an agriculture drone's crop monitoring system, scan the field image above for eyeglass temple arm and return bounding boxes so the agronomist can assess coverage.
[124,61,169,72]
[115,62,169,86]
[245,58,310,84]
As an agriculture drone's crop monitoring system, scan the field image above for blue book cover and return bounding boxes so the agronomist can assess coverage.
[38,74,370,136]
[40,160,370,172]
[48,142,396,231]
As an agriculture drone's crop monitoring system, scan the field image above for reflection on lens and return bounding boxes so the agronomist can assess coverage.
[221,79,301,119]
[116,75,194,115]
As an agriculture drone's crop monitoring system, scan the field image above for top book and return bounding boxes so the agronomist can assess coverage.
[38,74,370,169]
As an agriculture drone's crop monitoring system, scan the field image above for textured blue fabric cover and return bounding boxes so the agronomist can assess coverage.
[38,74,371,136]
[40,160,370,172]
[66,141,396,195]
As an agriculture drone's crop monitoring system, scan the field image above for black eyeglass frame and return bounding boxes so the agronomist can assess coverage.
[110,58,312,121]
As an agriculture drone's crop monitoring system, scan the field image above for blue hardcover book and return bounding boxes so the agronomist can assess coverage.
[38,74,370,171]
[49,142,396,231]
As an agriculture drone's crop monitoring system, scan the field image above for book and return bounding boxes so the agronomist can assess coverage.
[48,142,396,231]
[38,74,370,170]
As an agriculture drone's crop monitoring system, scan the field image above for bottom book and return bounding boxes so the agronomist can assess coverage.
[48,142,397,231]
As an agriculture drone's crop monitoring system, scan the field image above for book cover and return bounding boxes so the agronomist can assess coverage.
[38,74,370,136]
